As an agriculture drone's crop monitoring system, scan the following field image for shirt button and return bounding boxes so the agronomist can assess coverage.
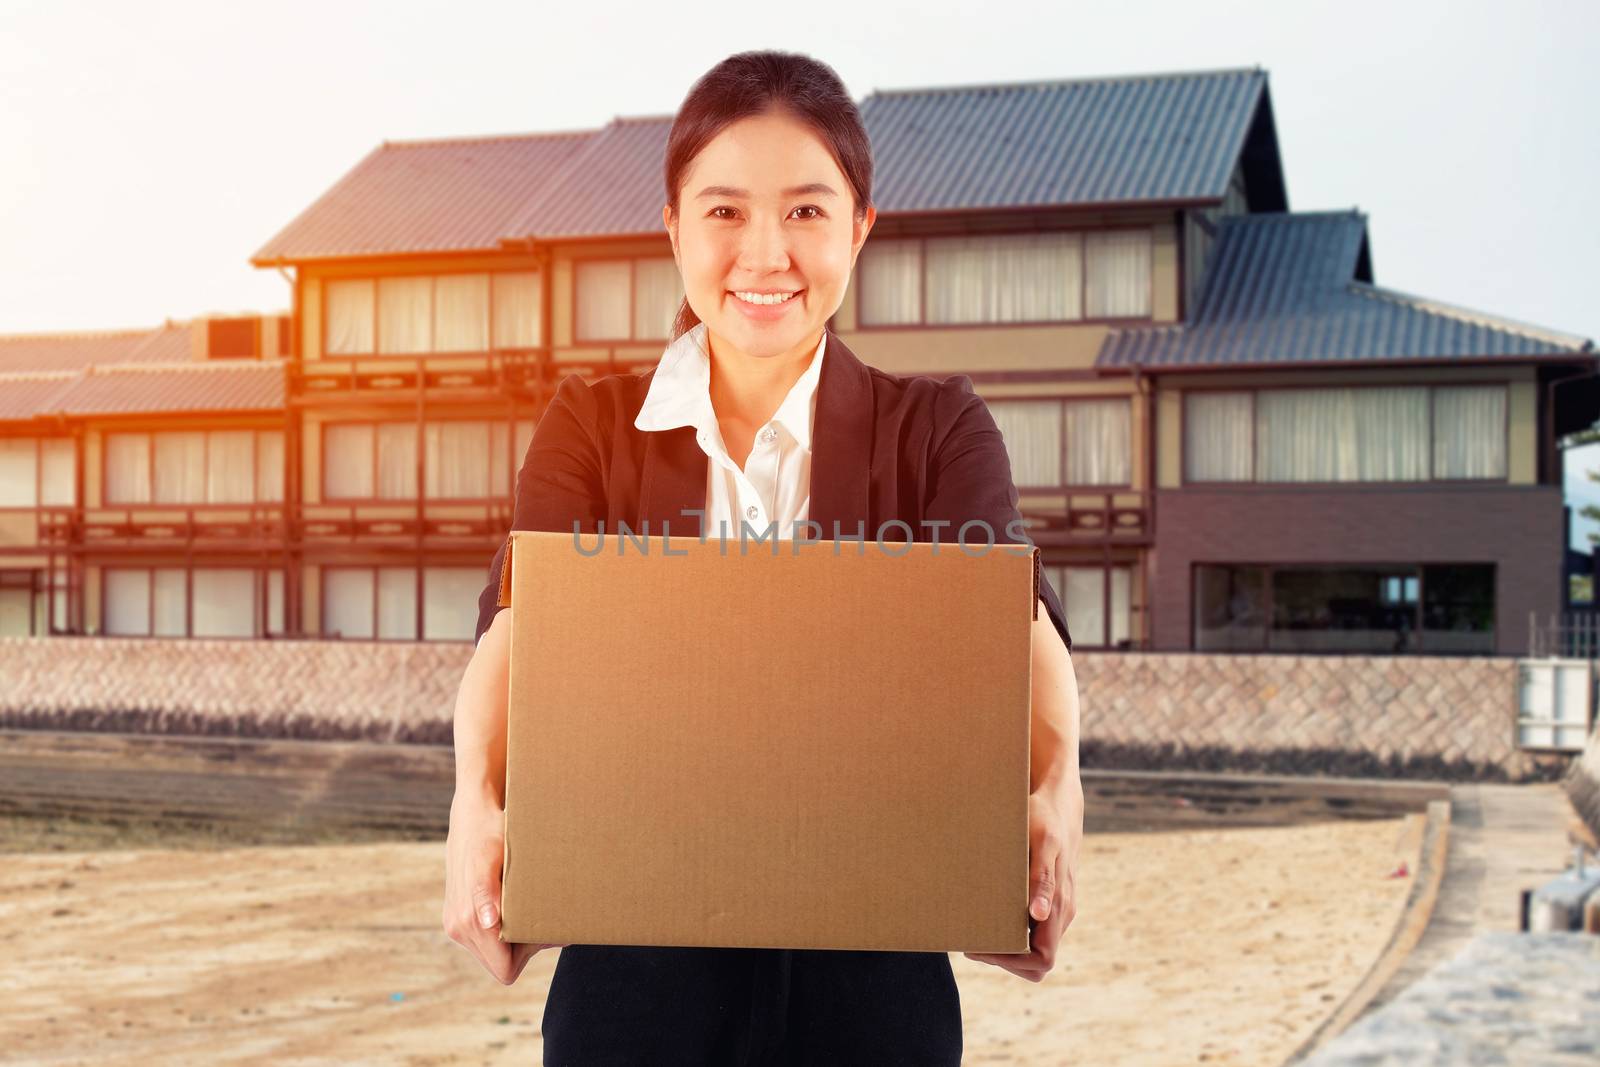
[759,425,778,444]
[745,504,759,520]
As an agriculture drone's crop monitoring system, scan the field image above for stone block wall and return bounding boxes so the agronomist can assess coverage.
[0,638,1575,781]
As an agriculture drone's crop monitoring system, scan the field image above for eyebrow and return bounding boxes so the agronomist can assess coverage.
[693,183,840,199]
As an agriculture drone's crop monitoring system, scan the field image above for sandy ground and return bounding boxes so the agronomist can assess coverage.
[0,816,1421,1066]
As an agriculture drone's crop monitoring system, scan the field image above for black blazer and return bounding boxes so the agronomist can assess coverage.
[474,328,1071,651]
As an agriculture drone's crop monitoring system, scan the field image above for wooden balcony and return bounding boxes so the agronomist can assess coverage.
[288,349,545,405]
[1019,490,1152,546]
[296,499,513,547]
[38,505,291,552]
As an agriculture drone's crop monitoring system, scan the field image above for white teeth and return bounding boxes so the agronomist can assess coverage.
[732,290,798,306]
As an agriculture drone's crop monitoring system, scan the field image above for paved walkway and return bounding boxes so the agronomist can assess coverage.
[1362,782,1582,1013]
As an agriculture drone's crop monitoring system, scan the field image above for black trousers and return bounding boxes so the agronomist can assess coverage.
[540,945,964,1066]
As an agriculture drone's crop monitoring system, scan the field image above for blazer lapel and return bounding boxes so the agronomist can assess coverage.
[637,424,706,538]
[807,329,874,539]
[634,327,875,541]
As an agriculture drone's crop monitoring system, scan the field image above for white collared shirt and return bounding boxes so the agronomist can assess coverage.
[634,321,826,540]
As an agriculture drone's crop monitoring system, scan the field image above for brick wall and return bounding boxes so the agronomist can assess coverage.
[0,637,1570,781]
[1151,485,1564,656]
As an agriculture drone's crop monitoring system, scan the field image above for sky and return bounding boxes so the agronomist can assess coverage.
[3,0,1598,533]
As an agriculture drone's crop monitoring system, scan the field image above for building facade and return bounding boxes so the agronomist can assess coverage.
[4,67,1592,651]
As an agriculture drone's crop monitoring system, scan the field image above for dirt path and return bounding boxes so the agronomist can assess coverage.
[0,817,1420,1066]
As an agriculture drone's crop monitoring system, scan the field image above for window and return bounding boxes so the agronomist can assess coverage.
[105,430,284,505]
[1193,563,1495,655]
[1184,384,1509,484]
[102,567,284,638]
[1043,564,1132,648]
[857,229,1153,327]
[324,419,536,501]
[0,437,75,507]
[575,258,681,343]
[987,397,1132,488]
[321,565,481,641]
[325,271,541,356]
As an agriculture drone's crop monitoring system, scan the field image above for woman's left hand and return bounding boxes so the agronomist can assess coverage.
[962,779,1082,982]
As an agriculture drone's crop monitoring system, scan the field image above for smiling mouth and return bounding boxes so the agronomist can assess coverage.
[729,289,803,306]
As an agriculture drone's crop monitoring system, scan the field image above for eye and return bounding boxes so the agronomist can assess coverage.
[708,206,739,220]
[792,205,824,220]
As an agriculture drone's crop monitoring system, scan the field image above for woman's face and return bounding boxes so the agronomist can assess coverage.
[665,108,874,362]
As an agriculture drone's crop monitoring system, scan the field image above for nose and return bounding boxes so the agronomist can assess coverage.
[735,210,791,275]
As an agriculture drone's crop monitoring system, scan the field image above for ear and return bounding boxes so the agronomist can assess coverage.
[662,204,678,262]
[849,204,877,270]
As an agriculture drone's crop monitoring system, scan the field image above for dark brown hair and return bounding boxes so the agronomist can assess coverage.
[663,50,874,341]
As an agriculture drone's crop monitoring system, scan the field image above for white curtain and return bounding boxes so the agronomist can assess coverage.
[1257,387,1428,482]
[423,567,481,640]
[0,587,30,636]
[1085,230,1153,318]
[323,568,373,638]
[377,423,418,498]
[324,424,374,499]
[435,273,490,352]
[377,566,417,639]
[987,399,1061,487]
[575,260,632,341]
[927,232,1082,324]
[857,238,922,325]
[206,430,255,504]
[105,433,151,504]
[425,420,490,499]
[1433,385,1507,478]
[378,276,433,354]
[152,568,186,636]
[256,431,284,503]
[492,271,541,348]
[103,569,149,635]
[1065,399,1131,485]
[633,258,682,342]
[266,571,285,635]
[1185,392,1253,481]
[326,279,375,355]
[192,569,255,637]
[153,431,206,504]
[39,438,75,505]
[1047,565,1132,648]
[0,438,36,506]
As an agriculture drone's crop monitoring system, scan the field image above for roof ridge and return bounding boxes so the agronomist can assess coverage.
[381,126,601,149]
[1347,283,1593,351]
[866,66,1264,99]
[86,358,289,375]
[1221,208,1366,225]
[0,369,80,381]
[0,324,167,342]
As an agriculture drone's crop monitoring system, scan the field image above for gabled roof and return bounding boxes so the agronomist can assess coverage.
[0,322,286,423]
[860,68,1284,214]
[0,321,193,373]
[251,130,597,264]
[43,360,286,417]
[503,116,674,242]
[1097,210,1593,370]
[252,67,1288,258]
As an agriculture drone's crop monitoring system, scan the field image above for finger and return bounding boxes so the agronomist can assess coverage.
[472,879,500,932]
[1029,830,1060,923]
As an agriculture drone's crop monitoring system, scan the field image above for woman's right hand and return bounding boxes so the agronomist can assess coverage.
[443,789,567,985]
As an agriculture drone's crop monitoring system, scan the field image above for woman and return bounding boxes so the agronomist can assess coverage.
[444,49,1083,1065]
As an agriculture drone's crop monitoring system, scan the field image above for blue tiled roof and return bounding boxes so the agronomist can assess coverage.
[503,116,674,242]
[1097,211,1593,369]
[860,68,1276,213]
[251,130,596,264]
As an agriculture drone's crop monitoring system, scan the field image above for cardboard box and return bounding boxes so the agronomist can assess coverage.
[495,527,1039,952]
